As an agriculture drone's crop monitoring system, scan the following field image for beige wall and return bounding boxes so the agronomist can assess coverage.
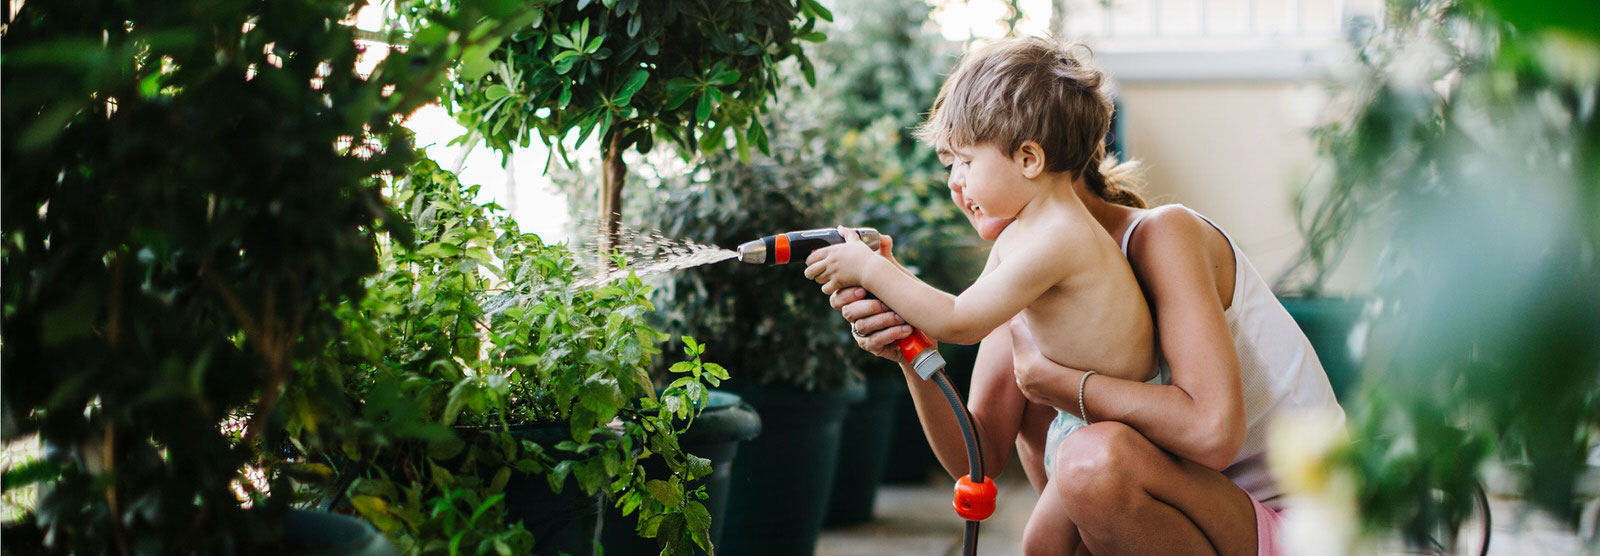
[1116,81,1325,287]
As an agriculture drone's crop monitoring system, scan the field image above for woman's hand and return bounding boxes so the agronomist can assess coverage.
[826,234,914,364]
[1009,316,1079,409]
[1007,316,1051,404]
[804,227,881,295]
[832,287,913,364]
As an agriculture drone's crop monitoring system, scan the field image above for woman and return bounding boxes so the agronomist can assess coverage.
[834,154,1344,554]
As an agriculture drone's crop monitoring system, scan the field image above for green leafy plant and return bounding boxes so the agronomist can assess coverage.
[1276,0,1600,548]
[1,0,519,551]
[410,0,829,255]
[299,160,725,554]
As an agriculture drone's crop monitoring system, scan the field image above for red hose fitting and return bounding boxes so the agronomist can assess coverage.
[952,475,997,521]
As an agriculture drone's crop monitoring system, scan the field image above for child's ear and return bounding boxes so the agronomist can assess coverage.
[1014,141,1046,179]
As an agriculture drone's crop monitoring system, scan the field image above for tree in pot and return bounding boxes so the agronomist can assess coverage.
[0,0,514,551]
[1265,0,1600,552]
[410,0,828,261]
[292,159,728,555]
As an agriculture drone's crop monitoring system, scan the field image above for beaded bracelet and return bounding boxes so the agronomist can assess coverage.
[1078,370,1098,424]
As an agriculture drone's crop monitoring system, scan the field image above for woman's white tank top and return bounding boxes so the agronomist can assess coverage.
[1122,205,1345,506]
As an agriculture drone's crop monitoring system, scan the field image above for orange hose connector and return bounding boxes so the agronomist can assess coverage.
[953,475,997,521]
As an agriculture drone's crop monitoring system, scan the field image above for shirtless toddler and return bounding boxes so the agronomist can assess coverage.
[804,37,1159,427]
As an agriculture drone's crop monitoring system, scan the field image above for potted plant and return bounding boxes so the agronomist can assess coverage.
[0,0,509,551]
[288,159,728,555]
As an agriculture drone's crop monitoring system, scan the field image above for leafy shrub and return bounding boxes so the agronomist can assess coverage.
[1,0,513,550]
[1278,0,1600,546]
[303,160,724,554]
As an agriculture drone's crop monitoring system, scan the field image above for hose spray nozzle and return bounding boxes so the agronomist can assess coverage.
[735,226,944,379]
[736,227,882,265]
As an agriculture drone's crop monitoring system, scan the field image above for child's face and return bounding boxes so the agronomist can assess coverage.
[938,141,1023,241]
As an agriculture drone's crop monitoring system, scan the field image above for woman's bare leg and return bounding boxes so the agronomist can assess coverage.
[1055,422,1259,556]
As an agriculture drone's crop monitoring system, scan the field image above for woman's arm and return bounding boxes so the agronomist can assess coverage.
[1011,211,1246,471]
[902,325,1031,479]
[830,243,1033,479]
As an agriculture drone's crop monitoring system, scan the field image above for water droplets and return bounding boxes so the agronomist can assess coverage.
[574,222,738,288]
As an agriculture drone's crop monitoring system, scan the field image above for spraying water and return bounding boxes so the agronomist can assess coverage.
[574,222,738,288]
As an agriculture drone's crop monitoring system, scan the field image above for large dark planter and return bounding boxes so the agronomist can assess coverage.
[881,342,977,484]
[281,508,400,556]
[494,422,610,556]
[0,509,395,555]
[1279,295,1367,402]
[718,380,868,556]
[824,370,902,525]
[600,390,763,554]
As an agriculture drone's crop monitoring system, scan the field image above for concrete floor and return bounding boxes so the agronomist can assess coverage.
[817,464,1595,556]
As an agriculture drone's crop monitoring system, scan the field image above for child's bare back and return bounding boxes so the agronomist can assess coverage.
[991,201,1156,385]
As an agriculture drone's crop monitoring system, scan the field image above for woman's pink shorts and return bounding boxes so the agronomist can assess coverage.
[1249,495,1285,556]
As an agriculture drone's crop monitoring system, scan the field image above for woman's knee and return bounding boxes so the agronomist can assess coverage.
[1053,422,1148,513]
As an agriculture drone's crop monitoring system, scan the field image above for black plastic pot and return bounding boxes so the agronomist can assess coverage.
[0,509,396,555]
[494,422,610,556]
[824,370,902,525]
[599,390,763,554]
[281,508,400,556]
[718,380,868,556]
[1279,295,1367,402]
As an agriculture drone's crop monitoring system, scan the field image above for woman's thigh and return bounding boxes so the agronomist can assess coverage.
[1051,422,1259,556]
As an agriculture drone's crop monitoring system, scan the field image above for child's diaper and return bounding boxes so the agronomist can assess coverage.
[1041,363,1170,479]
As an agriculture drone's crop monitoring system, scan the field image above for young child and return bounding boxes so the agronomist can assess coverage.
[804,37,1163,448]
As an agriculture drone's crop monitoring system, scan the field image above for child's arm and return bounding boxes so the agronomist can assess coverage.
[806,227,1069,345]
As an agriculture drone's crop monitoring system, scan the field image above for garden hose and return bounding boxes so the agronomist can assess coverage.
[740,227,997,554]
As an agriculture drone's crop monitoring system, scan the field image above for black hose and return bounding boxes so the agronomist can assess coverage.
[933,369,984,481]
[933,368,984,555]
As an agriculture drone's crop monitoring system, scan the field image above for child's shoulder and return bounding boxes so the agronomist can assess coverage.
[996,210,1109,256]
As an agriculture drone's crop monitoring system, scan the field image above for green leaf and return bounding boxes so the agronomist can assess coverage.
[804,0,834,22]
[685,500,712,551]
[702,362,730,380]
[749,121,770,155]
[486,85,512,100]
[627,13,642,37]
[613,70,649,105]
[644,479,683,506]
[734,116,751,162]
[710,69,740,86]
[796,31,827,43]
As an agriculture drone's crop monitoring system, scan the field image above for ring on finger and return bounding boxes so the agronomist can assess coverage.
[851,324,868,338]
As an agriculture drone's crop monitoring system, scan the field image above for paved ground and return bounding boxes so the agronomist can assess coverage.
[817,462,1596,556]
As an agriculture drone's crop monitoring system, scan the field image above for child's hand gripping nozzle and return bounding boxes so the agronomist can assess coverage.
[735,227,948,380]
[736,227,995,555]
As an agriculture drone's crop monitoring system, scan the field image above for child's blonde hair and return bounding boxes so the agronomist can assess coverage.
[916,37,1146,208]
